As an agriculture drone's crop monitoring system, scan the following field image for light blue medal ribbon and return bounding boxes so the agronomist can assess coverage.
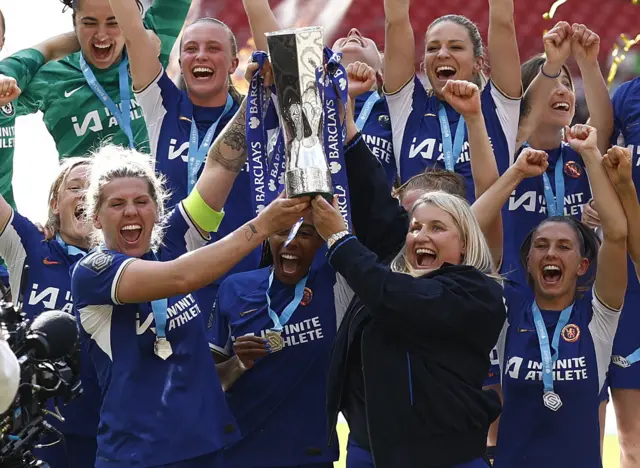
[355,92,381,131]
[245,51,278,215]
[150,253,172,360]
[531,301,574,411]
[79,53,134,148]
[437,104,466,172]
[316,47,352,231]
[187,93,234,194]
[266,270,308,339]
[55,234,87,259]
[542,146,565,217]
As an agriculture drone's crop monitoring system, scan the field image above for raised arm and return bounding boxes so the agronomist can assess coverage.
[242,0,281,52]
[571,24,614,154]
[142,0,192,67]
[488,0,522,98]
[0,31,80,110]
[441,80,501,263]
[109,0,162,91]
[195,99,248,214]
[567,125,627,309]
[603,146,640,281]
[471,148,549,266]
[517,22,572,149]
[115,196,310,304]
[343,91,408,260]
[383,0,415,94]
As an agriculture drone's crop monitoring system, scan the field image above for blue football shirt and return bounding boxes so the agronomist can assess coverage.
[354,91,396,187]
[499,144,592,295]
[386,76,521,202]
[71,204,240,467]
[495,285,619,467]
[0,210,100,438]
[208,257,352,467]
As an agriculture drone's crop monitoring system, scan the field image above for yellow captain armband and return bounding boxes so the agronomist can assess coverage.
[183,188,225,233]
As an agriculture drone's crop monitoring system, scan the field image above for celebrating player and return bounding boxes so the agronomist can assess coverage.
[495,127,627,467]
[242,0,397,186]
[0,0,190,159]
[383,0,521,201]
[0,22,79,289]
[0,157,101,468]
[70,109,309,466]
[593,49,640,468]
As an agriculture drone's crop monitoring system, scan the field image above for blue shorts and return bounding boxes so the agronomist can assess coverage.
[609,289,640,389]
[346,435,490,467]
[32,433,97,468]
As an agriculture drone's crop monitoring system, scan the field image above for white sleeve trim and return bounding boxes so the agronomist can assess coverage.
[0,211,28,301]
[496,296,509,385]
[79,304,114,361]
[110,258,136,305]
[209,342,231,357]
[488,80,521,167]
[589,289,622,391]
[133,68,168,166]
[385,77,416,177]
[178,203,210,252]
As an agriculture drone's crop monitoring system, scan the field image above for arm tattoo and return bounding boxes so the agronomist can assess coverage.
[208,101,248,173]
[243,222,258,242]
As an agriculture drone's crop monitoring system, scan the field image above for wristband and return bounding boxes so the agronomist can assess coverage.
[540,63,562,79]
[183,188,225,233]
[327,230,350,249]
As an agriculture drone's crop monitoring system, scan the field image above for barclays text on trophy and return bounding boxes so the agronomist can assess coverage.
[266,26,337,201]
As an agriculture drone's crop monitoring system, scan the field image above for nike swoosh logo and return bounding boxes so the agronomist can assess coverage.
[518,328,535,333]
[43,258,60,265]
[239,309,257,317]
[64,86,84,98]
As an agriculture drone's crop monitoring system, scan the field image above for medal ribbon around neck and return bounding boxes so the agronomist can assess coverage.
[355,92,381,131]
[80,53,134,148]
[531,301,574,411]
[186,93,235,194]
[437,104,466,172]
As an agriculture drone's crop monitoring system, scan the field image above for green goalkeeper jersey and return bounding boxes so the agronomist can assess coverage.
[0,0,190,160]
[0,49,45,209]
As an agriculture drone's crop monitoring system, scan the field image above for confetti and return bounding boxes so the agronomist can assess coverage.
[607,34,640,87]
[542,0,568,20]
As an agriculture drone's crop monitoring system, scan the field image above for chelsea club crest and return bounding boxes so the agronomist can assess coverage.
[1,102,15,117]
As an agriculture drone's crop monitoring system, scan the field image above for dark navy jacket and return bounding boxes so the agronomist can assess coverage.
[326,137,505,468]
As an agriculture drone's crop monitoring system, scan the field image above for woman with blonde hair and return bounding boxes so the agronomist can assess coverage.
[71,136,308,466]
[312,185,505,467]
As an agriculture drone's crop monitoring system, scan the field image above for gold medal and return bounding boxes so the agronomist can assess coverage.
[265,330,284,352]
[154,337,173,360]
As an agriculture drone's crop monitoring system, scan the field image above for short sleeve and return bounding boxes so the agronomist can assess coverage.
[160,203,209,261]
[207,289,232,358]
[611,80,633,144]
[0,211,43,299]
[486,81,521,167]
[384,76,418,171]
[72,250,135,308]
[134,69,181,161]
[589,288,622,390]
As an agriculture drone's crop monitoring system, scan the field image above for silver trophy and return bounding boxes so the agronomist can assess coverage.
[266,27,333,199]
